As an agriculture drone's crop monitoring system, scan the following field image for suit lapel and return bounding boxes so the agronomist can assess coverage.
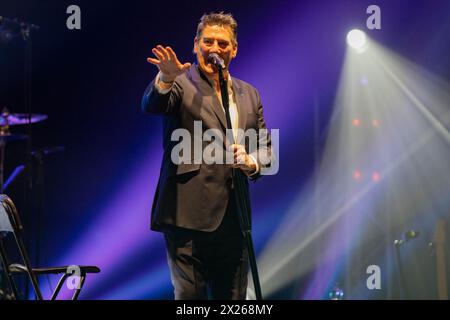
[188,65,249,135]
[188,65,227,131]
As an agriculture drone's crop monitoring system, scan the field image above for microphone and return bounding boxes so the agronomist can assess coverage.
[207,53,225,69]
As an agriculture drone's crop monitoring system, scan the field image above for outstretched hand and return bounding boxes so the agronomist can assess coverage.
[147,45,191,82]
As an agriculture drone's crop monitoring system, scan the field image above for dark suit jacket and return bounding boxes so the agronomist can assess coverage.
[141,64,271,232]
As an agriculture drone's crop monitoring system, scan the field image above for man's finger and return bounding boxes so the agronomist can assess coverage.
[166,47,177,61]
[234,148,246,157]
[181,62,192,70]
[236,155,246,164]
[234,152,245,161]
[147,57,160,65]
[152,48,165,61]
[232,163,247,170]
[157,45,170,60]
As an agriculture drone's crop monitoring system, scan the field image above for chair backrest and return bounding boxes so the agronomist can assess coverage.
[0,194,23,234]
[0,194,43,299]
[0,202,14,233]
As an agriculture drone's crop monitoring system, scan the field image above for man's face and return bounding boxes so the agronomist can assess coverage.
[194,24,237,76]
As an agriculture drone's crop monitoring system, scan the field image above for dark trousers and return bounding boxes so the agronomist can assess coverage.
[163,196,248,300]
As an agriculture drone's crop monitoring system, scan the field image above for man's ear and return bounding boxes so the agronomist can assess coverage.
[193,37,198,54]
[232,42,238,58]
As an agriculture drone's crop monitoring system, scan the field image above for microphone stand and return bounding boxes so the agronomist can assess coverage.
[23,20,34,301]
[394,240,410,299]
[217,66,263,300]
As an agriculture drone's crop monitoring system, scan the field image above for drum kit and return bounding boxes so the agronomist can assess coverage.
[0,107,48,192]
[1,17,47,193]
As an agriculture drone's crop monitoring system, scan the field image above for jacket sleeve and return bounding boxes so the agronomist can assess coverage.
[248,90,274,182]
[141,76,183,115]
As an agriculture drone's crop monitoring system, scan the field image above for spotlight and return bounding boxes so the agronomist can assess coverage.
[394,230,421,247]
[404,230,420,240]
[360,76,369,86]
[372,172,380,182]
[329,284,344,300]
[346,29,368,53]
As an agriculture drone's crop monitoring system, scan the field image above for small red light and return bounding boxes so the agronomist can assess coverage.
[372,172,380,182]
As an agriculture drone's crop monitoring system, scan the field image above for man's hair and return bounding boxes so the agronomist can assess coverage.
[196,12,237,46]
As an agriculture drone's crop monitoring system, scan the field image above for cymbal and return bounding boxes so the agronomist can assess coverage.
[0,113,48,126]
[0,133,29,142]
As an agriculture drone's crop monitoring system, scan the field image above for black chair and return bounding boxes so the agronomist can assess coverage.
[0,194,100,300]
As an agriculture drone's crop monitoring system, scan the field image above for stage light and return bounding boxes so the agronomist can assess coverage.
[353,170,362,181]
[372,172,380,182]
[352,118,361,126]
[346,29,367,53]
[404,229,420,240]
[360,76,369,86]
[251,31,450,301]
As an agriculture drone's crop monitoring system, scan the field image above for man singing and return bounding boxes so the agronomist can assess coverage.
[142,12,271,299]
